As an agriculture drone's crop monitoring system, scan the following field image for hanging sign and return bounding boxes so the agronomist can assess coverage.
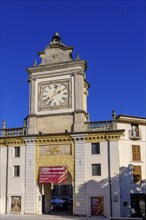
[39,166,67,183]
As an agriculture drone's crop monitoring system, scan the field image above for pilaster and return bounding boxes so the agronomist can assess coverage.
[27,77,37,135]
[74,72,84,111]
[24,137,36,214]
[27,115,37,135]
[73,111,86,132]
[29,77,37,115]
[73,72,87,132]
[72,134,87,216]
[0,146,7,214]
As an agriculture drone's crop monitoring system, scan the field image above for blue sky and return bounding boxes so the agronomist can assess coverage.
[0,0,145,128]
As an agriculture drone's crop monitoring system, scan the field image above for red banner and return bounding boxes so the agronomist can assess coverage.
[91,196,104,216]
[39,166,67,183]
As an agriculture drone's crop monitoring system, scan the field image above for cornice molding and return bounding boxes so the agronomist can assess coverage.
[0,139,25,146]
[27,60,87,75]
[0,130,124,146]
[72,133,122,142]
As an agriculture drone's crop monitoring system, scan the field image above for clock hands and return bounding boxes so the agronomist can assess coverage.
[53,84,61,94]
[48,88,67,99]
[53,83,67,94]
[43,88,67,106]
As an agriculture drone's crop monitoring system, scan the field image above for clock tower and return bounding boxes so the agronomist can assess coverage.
[27,33,89,135]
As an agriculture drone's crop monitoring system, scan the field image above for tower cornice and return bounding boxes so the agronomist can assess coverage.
[26,60,87,75]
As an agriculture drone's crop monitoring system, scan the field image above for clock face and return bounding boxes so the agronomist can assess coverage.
[38,80,72,111]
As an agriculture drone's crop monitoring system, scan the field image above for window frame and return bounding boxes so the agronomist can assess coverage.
[130,124,140,137]
[14,165,20,177]
[14,147,20,158]
[91,143,100,155]
[92,163,101,176]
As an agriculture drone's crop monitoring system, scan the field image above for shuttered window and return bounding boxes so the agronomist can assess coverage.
[133,166,142,183]
[132,145,141,161]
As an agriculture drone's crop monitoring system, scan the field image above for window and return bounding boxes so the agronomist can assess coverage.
[14,166,20,177]
[129,124,141,140]
[131,194,146,217]
[92,164,101,176]
[133,166,141,183]
[14,147,20,157]
[132,145,141,161]
[131,124,138,132]
[130,124,140,137]
[91,143,100,154]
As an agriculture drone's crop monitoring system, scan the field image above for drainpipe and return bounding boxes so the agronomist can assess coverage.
[106,135,112,217]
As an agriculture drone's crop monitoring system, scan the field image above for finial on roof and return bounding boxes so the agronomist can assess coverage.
[76,54,80,60]
[86,113,90,122]
[112,110,116,119]
[51,32,61,44]
[33,59,37,67]
[2,120,6,129]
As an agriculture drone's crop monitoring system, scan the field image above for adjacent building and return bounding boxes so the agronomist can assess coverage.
[0,33,146,217]
[117,115,146,217]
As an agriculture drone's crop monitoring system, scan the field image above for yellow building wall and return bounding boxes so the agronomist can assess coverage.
[35,135,75,183]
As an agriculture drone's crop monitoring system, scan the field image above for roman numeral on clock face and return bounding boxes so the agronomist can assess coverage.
[62,97,67,100]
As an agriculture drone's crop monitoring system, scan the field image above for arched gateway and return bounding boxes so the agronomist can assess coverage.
[39,167,73,214]
[35,139,75,215]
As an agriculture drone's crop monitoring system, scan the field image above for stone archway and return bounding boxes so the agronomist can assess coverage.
[38,168,73,215]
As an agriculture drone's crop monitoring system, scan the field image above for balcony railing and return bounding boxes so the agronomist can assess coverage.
[129,129,142,140]
[0,127,27,137]
[0,120,115,137]
[85,120,113,131]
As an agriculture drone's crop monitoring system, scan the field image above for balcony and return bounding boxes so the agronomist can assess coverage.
[85,120,113,132]
[0,127,27,137]
[129,129,142,140]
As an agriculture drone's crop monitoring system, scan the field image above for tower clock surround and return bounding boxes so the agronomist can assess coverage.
[37,76,73,114]
[27,32,88,134]
[40,80,71,110]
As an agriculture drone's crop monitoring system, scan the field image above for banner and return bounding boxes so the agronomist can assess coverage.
[91,196,104,216]
[39,166,67,183]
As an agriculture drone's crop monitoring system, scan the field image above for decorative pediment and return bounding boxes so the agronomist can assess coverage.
[38,32,73,65]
